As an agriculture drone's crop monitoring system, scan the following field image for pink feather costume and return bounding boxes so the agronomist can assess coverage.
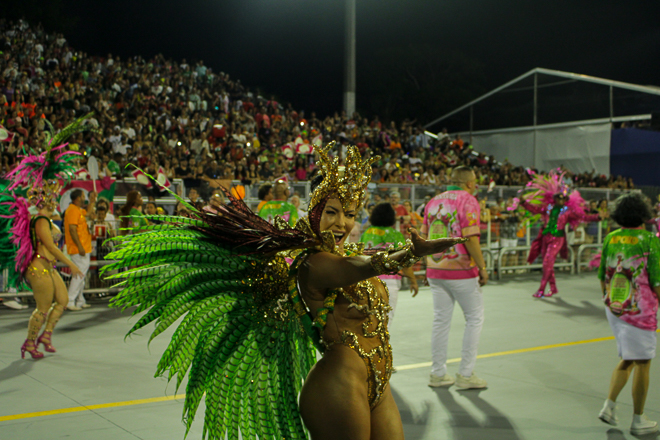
[516,170,600,297]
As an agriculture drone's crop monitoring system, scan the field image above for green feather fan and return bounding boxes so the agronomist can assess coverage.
[103,195,318,439]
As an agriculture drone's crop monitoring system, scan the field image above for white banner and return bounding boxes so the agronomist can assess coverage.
[466,122,611,175]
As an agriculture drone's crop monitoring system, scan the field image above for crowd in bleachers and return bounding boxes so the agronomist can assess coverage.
[0,18,637,205]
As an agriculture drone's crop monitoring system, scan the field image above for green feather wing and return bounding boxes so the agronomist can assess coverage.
[104,214,316,440]
[45,112,98,150]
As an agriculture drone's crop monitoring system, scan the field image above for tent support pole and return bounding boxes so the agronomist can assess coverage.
[609,85,614,123]
[533,72,538,168]
[469,106,473,143]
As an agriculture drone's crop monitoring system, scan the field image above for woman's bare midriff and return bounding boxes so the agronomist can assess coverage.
[35,243,56,262]
[301,276,393,409]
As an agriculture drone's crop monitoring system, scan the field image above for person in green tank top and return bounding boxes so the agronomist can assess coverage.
[258,179,299,227]
[360,203,418,324]
[598,193,660,435]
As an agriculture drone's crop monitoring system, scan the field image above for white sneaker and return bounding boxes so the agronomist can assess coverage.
[428,373,455,387]
[79,304,91,309]
[598,399,618,426]
[455,373,488,389]
[66,305,82,311]
[3,299,28,310]
[631,413,658,436]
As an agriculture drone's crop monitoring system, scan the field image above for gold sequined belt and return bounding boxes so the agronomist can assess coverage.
[26,254,57,278]
[27,264,54,279]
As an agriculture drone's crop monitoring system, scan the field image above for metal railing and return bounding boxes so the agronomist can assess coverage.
[495,245,576,281]
[576,244,603,274]
[3,179,653,300]
[0,259,123,298]
[0,219,618,297]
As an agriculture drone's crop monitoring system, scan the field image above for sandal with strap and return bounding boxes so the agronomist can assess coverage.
[37,330,56,353]
[21,339,44,359]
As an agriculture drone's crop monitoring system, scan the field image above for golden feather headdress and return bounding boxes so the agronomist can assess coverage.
[308,142,378,213]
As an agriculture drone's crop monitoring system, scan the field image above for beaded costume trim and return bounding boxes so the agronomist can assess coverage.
[293,239,394,408]
[335,277,393,408]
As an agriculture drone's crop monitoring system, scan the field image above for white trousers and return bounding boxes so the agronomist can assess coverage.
[429,277,484,377]
[382,278,401,325]
[68,253,90,307]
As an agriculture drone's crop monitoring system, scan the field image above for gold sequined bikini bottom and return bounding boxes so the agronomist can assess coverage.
[332,333,393,409]
[25,255,57,285]
[317,278,394,409]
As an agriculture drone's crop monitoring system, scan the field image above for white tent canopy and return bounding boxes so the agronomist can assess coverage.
[425,68,660,175]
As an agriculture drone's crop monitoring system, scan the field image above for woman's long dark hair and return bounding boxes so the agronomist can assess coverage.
[120,190,141,229]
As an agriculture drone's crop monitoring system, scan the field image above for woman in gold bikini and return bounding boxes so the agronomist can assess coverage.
[0,131,85,360]
[104,142,463,440]
[294,147,464,440]
[21,201,83,359]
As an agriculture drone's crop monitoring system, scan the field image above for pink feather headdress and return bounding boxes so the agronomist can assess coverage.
[523,168,571,206]
[510,168,589,229]
[0,114,92,277]
[5,143,79,210]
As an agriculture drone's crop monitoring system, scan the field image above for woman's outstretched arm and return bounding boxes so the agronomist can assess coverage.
[302,229,464,293]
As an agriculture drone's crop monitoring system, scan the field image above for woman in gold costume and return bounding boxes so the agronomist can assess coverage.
[1,116,93,359]
[23,197,83,359]
[1,154,83,360]
[293,146,464,439]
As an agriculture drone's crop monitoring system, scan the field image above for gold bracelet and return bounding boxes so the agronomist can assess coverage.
[399,245,422,268]
[370,243,422,275]
[370,251,401,275]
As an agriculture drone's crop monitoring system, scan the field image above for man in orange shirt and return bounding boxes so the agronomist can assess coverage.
[389,136,402,151]
[64,189,96,311]
[451,135,464,150]
[256,183,273,212]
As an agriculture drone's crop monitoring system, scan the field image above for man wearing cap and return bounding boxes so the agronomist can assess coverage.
[257,179,298,227]
[422,166,488,389]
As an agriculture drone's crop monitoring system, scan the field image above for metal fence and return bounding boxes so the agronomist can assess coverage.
[1,184,650,301]
[113,178,638,217]
[0,218,124,299]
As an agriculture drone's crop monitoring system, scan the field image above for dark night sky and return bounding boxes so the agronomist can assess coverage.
[53,0,660,119]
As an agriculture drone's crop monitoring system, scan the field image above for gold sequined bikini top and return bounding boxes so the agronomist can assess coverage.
[296,243,394,408]
[30,215,61,251]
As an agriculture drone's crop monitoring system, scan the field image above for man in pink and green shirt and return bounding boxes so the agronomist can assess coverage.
[422,166,489,390]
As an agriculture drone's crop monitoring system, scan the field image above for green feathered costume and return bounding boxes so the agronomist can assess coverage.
[103,187,330,440]
[0,179,25,289]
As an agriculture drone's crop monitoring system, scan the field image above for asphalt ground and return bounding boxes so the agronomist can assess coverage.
[1,271,658,440]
